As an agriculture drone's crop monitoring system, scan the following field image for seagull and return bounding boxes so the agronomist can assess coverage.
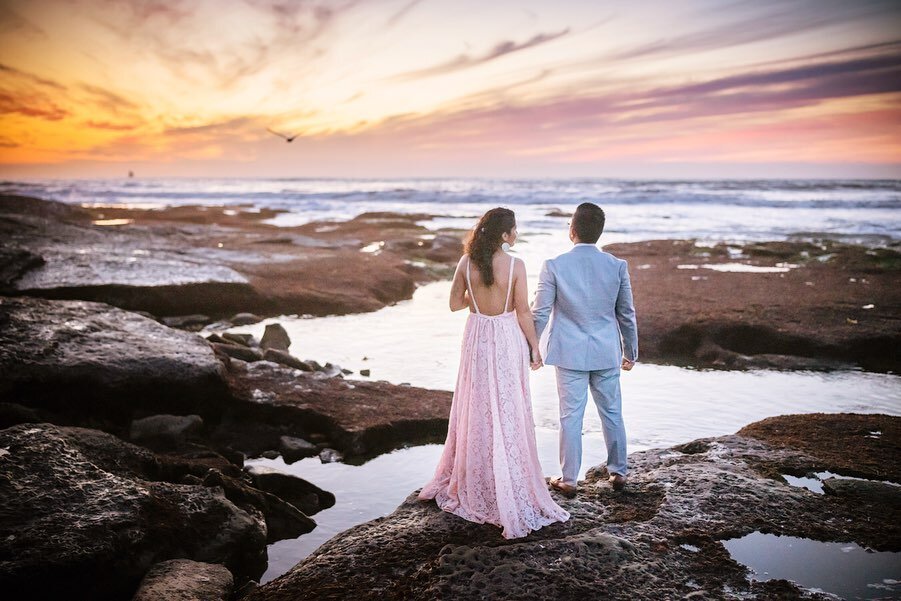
[267,127,300,143]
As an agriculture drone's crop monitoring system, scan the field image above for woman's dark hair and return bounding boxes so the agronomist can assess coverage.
[571,202,605,243]
[464,207,516,286]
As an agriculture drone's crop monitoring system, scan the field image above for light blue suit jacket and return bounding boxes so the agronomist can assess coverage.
[532,244,638,371]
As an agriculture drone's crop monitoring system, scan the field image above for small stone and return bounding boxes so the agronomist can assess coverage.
[360,369,371,377]
[230,312,263,326]
[261,450,280,459]
[279,435,319,463]
[341,368,353,375]
[132,559,234,601]
[261,323,291,351]
[263,348,312,371]
[211,342,263,362]
[319,448,344,463]
[222,332,256,347]
[244,464,336,515]
[129,414,203,445]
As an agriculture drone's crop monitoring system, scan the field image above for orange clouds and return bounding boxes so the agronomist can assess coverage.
[1,0,900,177]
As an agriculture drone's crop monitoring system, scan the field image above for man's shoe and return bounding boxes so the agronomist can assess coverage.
[609,474,627,491]
[550,477,577,498]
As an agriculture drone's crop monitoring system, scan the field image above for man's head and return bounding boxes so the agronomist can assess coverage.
[570,202,605,244]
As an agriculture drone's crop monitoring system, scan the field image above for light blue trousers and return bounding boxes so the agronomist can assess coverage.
[556,366,628,486]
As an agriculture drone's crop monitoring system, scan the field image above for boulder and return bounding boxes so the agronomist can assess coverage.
[129,414,204,446]
[263,349,312,371]
[260,323,291,351]
[0,423,266,599]
[132,559,233,601]
[244,464,336,515]
[0,296,228,425]
[279,435,319,463]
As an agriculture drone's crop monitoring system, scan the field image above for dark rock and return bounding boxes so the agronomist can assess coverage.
[132,559,233,601]
[279,435,319,463]
[0,423,267,599]
[223,332,257,347]
[221,361,452,459]
[546,208,572,217]
[359,369,371,377]
[0,296,228,425]
[130,414,203,446]
[0,197,259,317]
[211,342,263,362]
[341,368,353,375]
[822,477,901,505]
[422,234,464,263]
[260,323,291,351]
[245,464,336,515]
[319,448,343,463]
[261,450,280,459]
[0,246,44,291]
[0,402,42,428]
[245,414,900,601]
[161,314,210,330]
[231,313,264,326]
[206,333,228,344]
[263,348,312,371]
[235,580,260,599]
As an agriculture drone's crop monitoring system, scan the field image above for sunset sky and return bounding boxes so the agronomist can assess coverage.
[1,0,900,179]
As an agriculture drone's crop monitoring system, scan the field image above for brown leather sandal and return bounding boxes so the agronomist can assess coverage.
[549,477,577,498]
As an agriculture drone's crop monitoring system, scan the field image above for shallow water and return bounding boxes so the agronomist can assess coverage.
[722,532,901,599]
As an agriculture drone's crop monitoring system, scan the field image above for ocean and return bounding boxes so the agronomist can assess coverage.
[3,178,900,244]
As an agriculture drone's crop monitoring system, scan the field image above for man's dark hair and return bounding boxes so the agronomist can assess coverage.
[571,202,605,243]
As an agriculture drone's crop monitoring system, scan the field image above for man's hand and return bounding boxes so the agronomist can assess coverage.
[530,351,544,371]
[621,358,635,371]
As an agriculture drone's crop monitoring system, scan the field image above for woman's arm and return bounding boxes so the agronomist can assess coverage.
[449,255,470,312]
[511,258,542,366]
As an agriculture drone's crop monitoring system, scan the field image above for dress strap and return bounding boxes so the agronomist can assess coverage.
[504,256,515,312]
[465,257,481,314]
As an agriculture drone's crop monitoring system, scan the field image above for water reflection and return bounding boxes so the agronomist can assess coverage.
[722,532,901,599]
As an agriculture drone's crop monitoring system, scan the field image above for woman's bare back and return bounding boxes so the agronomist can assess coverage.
[466,252,517,316]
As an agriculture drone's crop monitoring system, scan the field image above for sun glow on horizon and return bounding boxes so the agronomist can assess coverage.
[1,0,900,178]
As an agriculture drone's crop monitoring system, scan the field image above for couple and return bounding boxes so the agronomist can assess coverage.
[418,202,639,539]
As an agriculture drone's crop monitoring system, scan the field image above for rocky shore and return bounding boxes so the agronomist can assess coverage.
[246,413,900,601]
[1,194,898,599]
[0,293,451,599]
[0,194,462,319]
[2,194,898,372]
[606,238,900,372]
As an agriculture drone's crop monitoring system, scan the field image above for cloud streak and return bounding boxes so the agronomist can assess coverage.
[390,28,570,81]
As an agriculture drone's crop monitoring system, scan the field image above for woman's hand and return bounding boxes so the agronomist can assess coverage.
[530,349,543,370]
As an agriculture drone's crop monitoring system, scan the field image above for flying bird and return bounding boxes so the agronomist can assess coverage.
[267,127,300,143]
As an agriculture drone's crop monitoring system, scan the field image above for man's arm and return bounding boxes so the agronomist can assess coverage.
[531,259,556,340]
[616,259,638,364]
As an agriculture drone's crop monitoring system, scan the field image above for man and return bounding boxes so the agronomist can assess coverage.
[532,202,638,497]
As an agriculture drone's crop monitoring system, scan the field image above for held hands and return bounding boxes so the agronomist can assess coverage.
[530,349,543,371]
[621,357,635,371]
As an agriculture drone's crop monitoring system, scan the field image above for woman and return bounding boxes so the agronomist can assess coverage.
[418,207,570,539]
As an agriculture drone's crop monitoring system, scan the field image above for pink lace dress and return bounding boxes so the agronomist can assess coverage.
[418,255,570,539]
